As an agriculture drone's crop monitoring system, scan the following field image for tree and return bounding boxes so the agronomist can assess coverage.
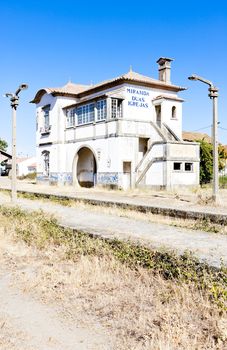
[198,139,213,185]
[197,139,227,185]
[218,145,227,171]
[0,138,8,152]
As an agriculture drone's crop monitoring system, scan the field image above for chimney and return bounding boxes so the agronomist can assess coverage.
[157,57,174,84]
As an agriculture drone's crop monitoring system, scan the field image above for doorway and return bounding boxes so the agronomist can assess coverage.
[122,161,131,190]
[74,147,97,187]
[155,105,161,127]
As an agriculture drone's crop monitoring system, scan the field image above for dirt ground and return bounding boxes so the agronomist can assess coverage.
[0,228,113,350]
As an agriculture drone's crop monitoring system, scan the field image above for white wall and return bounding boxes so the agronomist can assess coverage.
[17,157,36,177]
[35,82,199,189]
[166,143,200,188]
[145,162,164,186]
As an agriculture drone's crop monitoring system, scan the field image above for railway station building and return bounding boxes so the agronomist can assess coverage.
[31,57,200,190]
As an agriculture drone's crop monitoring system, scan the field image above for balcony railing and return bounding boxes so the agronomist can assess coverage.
[40,125,51,135]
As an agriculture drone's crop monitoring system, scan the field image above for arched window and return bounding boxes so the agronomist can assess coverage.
[42,150,50,176]
[172,106,177,119]
[42,105,50,131]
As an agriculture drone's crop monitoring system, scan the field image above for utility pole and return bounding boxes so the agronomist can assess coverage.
[188,75,219,203]
[5,84,28,202]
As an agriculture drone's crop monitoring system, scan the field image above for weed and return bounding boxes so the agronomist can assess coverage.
[18,172,36,180]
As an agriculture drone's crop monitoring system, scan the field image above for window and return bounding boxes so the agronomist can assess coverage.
[173,162,182,171]
[77,103,95,125]
[36,112,38,131]
[66,108,76,128]
[43,105,50,132]
[66,98,123,126]
[97,100,107,121]
[111,99,117,119]
[42,150,50,176]
[172,106,177,119]
[185,163,193,172]
[123,161,131,173]
[155,105,161,127]
[111,98,122,119]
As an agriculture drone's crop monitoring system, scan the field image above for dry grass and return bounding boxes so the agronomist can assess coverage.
[0,206,227,349]
[16,255,227,350]
[0,316,34,350]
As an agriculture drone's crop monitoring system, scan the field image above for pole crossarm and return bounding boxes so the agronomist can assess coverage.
[209,86,219,99]
[10,95,19,110]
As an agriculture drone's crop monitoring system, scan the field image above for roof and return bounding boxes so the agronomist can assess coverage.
[31,82,90,104]
[79,70,184,93]
[182,131,212,143]
[0,150,12,159]
[17,157,29,163]
[31,70,186,104]
[47,82,90,95]
[28,163,36,167]
[152,94,184,102]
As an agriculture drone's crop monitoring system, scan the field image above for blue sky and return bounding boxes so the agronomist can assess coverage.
[0,0,227,156]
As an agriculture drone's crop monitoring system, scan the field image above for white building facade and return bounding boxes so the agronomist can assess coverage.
[32,58,200,190]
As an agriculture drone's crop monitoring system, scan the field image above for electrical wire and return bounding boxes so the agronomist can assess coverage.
[190,125,227,133]
[218,126,227,131]
[192,125,212,132]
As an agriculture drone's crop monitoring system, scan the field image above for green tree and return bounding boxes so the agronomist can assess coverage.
[218,144,227,171]
[0,138,8,152]
[197,139,226,185]
[198,139,213,184]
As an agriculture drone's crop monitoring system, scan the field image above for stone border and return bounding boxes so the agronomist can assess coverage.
[4,189,227,226]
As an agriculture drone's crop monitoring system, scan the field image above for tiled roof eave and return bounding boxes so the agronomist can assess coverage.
[31,74,186,104]
[77,78,186,98]
[63,93,108,110]
[124,77,185,89]
[152,95,185,102]
[51,92,79,98]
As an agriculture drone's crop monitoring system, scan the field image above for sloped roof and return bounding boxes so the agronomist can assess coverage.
[16,157,29,163]
[31,70,186,104]
[77,70,186,98]
[0,150,11,159]
[47,82,90,94]
[182,131,212,143]
[152,94,184,102]
[86,71,160,90]
[31,82,90,104]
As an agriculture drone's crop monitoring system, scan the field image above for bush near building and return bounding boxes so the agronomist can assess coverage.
[197,139,227,185]
[0,138,8,152]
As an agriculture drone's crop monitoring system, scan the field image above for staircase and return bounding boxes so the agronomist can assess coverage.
[135,141,165,186]
[135,122,180,186]
[162,123,181,141]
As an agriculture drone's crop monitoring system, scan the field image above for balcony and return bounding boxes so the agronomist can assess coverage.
[40,125,51,135]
